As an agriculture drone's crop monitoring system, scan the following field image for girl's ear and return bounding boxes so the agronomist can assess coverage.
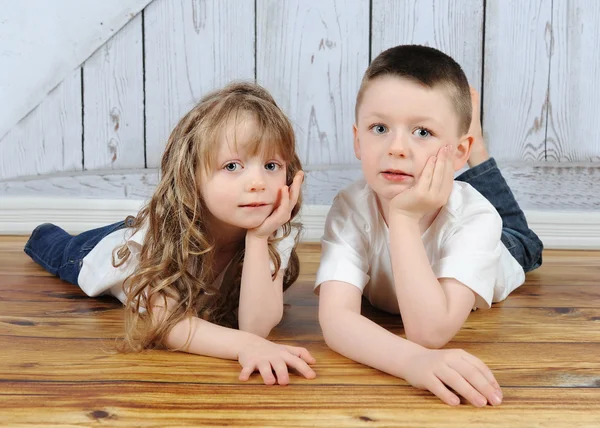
[453,134,473,171]
[353,124,361,160]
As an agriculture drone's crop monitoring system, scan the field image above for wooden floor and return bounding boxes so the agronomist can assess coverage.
[1,236,600,427]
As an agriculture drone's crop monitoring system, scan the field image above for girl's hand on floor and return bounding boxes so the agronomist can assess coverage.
[402,348,503,407]
[238,338,316,385]
[248,171,304,240]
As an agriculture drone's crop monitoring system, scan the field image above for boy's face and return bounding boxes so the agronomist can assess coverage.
[353,75,471,204]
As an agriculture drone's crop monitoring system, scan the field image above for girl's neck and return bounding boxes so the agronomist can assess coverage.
[204,213,246,251]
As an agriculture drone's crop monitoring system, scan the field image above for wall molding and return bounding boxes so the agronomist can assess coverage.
[1,197,599,250]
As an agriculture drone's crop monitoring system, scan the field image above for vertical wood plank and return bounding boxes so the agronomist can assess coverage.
[0,68,82,180]
[371,0,484,91]
[546,0,600,161]
[483,0,552,162]
[83,13,144,170]
[256,0,369,166]
[144,0,255,168]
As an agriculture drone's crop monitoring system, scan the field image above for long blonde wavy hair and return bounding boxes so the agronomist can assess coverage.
[115,82,303,351]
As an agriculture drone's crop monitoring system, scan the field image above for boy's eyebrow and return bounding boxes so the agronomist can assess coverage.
[361,112,443,127]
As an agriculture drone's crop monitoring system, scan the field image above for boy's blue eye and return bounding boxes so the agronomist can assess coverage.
[265,162,279,171]
[372,124,388,135]
[413,128,431,138]
[224,162,240,171]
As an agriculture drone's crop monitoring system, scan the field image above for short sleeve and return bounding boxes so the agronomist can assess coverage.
[431,206,502,309]
[314,195,371,294]
[271,226,300,273]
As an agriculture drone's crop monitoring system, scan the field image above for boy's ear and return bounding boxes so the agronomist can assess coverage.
[453,134,473,171]
[353,124,361,160]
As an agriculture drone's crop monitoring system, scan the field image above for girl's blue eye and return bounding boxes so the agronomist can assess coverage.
[265,162,279,171]
[413,127,431,138]
[372,124,388,135]
[224,162,240,171]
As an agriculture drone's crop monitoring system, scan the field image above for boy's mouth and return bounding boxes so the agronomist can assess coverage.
[381,169,413,182]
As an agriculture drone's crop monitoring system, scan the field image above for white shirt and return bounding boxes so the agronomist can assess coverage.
[78,224,299,305]
[315,179,525,312]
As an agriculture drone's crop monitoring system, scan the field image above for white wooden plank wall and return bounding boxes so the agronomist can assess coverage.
[0,68,82,180]
[1,0,599,210]
[144,0,255,168]
[83,13,145,170]
[546,0,600,162]
[483,0,552,162]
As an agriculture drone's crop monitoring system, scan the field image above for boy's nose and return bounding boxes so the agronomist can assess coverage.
[388,133,408,158]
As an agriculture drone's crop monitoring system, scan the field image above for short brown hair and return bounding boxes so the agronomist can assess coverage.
[356,45,472,135]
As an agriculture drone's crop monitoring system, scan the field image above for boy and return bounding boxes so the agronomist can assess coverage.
[316,45,543,407]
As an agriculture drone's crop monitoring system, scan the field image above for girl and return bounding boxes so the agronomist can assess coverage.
[24,82,316,386]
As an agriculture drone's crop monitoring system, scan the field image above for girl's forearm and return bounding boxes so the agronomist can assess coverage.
[165,314,262,359]
[238,234,284,336]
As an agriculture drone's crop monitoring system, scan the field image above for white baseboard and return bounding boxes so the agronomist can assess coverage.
[1,197,600,250]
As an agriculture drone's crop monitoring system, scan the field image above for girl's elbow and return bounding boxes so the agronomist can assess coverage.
[238,312,282,338]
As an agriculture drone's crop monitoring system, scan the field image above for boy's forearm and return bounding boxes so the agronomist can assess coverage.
[165,313,261,359]
[388,215,457,346]
[319,306,423,378]
[238,234,283,337]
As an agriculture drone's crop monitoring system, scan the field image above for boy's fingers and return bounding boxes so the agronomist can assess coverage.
[462,353,502,393]
[417,156,436,192]
[429,147,448,192]
[450,358,502,406]
[437,367,487,407]
[427,376,461,406]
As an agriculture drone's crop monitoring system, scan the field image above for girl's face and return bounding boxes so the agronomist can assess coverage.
[198,115,288,236]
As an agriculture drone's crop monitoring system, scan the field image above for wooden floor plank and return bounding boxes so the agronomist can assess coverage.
[1,236,600,427]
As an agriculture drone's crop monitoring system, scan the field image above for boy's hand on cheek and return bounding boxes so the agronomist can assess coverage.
[389,145,454,222]
[247,171,304,240]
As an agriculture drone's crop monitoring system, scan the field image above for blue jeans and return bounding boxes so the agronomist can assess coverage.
[24,220,130,285]
[456,158,543,272]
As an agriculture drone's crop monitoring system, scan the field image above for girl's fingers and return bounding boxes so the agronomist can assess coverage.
[257,361,276,385]
[270,359,290,386]
[285,345,317,364]
[238,364,255,382]
[283,353,317,380]
[449,357,502,406]
[436,366,487,407]
[426,376,461,406]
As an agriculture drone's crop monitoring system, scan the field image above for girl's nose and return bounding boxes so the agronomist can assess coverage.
[247,176,266,192]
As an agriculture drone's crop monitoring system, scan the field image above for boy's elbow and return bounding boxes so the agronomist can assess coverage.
[405,326,452,349]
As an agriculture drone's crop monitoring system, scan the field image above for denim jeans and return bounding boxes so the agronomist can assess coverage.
[24,220,130,285]
[456,157,543,272]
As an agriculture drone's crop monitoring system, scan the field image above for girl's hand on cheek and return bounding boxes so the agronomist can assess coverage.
[238,338,317,385]
[389,145,454,222]
[247,171,304,240]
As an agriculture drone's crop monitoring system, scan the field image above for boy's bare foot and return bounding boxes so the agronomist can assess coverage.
[467,86,490,168]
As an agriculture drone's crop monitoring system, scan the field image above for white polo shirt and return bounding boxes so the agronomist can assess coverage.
[315,179,525,313]
[78,224,299,305]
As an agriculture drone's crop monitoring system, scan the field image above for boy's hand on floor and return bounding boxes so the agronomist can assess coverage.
[238,338,316,385]
[402,348,503,407]
[389,145,454,221]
